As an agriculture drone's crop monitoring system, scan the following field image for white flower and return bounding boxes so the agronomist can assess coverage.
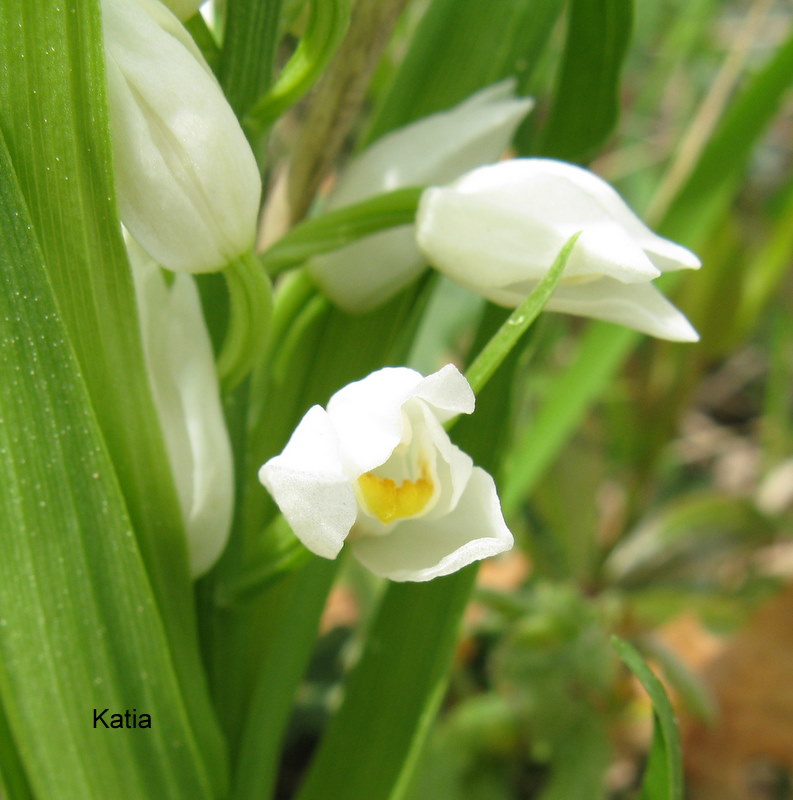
[309,82,534,312]
[129,238,234,576]
[258,365,513,582]
[102,0,261,273]
[416,158,701,341]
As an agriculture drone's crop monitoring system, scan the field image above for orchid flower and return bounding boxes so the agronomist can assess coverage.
[259,365,513,582]
[308,82,533,312]
[416,158,701,341]
[102,0,261,273]
[129,239,234,576]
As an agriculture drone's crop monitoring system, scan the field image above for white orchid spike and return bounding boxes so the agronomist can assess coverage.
[416,158,701,342]
[129,238,234,577]
[259,365,513,582]
[102,0,261,273]
[309,81,534,312]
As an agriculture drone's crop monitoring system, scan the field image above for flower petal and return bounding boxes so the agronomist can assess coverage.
[130,240,234,576]
[350,468,513,581]
[329,80,534,208]
[481,275,699,342]
[325,364,474,476]
[308,227,424,313]
[515,159,701,272]
[259,406,358,559]
[417,176,661,287]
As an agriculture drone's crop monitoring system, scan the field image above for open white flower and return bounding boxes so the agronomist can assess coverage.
[102,0,261,273]
[129,239,234,576]
[416,158,701,341]
[258,365,513,582]
[309,82,533,312]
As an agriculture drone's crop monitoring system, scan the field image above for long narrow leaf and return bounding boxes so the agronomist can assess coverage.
[0,2,226,784]
[532,0,633,161]
[0,134,214,800]
[612,637,684,800]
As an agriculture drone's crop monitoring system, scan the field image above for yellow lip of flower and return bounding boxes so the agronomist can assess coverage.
[356,460,435,524]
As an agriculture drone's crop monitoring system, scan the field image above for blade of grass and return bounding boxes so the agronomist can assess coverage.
[612,637,683,800]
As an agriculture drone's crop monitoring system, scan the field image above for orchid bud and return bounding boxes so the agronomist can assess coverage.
[416,159,701,341]
[103,0,261,273]
[129,238,234,576]
[259,365,513,582]
[308,82,534,312]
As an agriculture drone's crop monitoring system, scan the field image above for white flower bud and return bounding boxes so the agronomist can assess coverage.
[259,365,513,582]
[416,158,701,341]
[103,0,261,273]
[309,82,534,311]
[129,238,234,576]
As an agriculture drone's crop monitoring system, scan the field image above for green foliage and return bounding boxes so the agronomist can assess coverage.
[3,0,791,797]
[0,131,217,800]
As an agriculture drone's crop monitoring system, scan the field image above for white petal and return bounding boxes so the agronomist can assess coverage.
[325,364,475,476]
[412,400,473,519]
[130,241,234,576]
[521,160,701,272]
[259,406,358,559]
[165,275,235,575]
[417,181,660,288]
[350,468,513,581]
[103,0,261,273]
[451,159,700,272]
[329,81,533,208]
[309,227,425,313]
[481,275,699,342]
[411,363,475,422]
[326,367,427,475]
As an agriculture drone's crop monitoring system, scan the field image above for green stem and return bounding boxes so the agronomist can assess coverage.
[218,250,273,392]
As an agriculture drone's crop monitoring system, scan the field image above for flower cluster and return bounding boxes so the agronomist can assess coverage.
[103,5,702,582]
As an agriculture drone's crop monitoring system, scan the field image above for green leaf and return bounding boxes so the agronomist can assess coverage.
[219,0,284,117]
[464,234,579,396]
[260,187,423,275]
[244,0,352,135]
[366,0,565,142]
[0,133,214,799]
[532,0,633,161]
[612,637,684,800]
[0,692,34,800]
[0,0,227,788]
[296,569,478,800]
